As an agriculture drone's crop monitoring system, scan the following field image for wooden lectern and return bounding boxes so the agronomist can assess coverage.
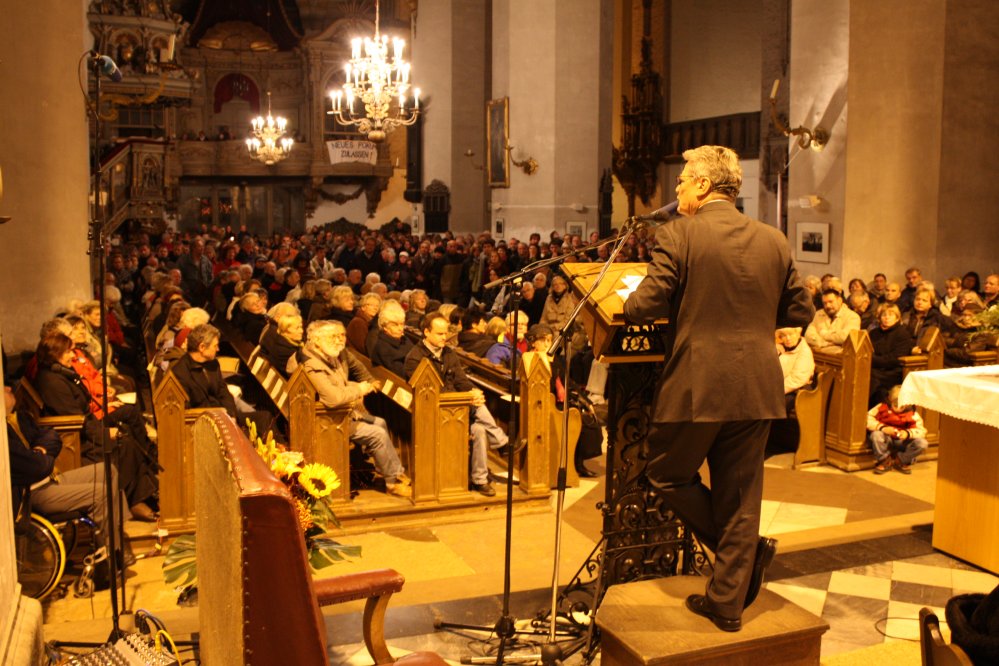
[560,263,669,363]
[554,262,706,633]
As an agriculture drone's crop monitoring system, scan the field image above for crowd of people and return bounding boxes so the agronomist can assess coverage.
[6,215,996,566]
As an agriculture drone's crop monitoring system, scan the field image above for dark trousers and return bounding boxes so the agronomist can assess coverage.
[646,419,770,619]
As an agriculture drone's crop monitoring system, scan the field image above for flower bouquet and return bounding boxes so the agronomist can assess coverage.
[163,423,360,593]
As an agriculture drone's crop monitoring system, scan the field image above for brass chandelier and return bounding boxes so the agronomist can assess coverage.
[246,91,294,165]
[327,0,420,142]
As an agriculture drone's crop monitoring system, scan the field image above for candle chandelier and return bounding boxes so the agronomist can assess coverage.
[246,91,294,165]
[328,0,420,143]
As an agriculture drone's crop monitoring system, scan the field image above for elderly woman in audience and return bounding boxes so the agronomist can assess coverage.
[767,326,815,454]
[155,300,190,350]
[903,287,944,350]
[327,285,357,327]
[939,277,962,317]
[869,303,915,407]
[233,290,269,343]
[259,311,303,377]
[847,291,877,330]
[347,292,382,356]
[370,300,414,377]
[540,275,577,332]
[405,289,429,328]
[34,332,160,520]
[803,275,822,310]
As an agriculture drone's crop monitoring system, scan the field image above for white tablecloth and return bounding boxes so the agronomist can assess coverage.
[899,364,999,429]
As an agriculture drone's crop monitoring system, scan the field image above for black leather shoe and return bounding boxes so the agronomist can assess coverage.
[744,536,778,609]
[685,594,741,632]
[576,467,598,478]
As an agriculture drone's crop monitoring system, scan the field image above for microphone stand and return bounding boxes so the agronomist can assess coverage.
[437,216,662,665]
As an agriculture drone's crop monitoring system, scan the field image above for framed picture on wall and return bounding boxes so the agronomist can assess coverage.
[487,97,510,188]
[795,221,830,264]
[494,218,505,237]
[565,221,586,238]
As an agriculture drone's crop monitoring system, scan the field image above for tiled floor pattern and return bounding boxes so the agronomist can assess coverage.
[40,453,997,663]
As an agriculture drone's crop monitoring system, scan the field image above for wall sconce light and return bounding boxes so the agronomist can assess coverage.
[769,79,828,152]
[463,148,485,171]
[506,142,538,175]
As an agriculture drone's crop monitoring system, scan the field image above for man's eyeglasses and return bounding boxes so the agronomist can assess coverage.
[676,174,699,186]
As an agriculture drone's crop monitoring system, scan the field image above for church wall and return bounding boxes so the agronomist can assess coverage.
[787,0,850,280]
[935,0,999,281]
[0,1,93,353]
[842,0,946,285]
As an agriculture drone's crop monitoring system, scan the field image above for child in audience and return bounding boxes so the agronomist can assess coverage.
[867,385,927,474]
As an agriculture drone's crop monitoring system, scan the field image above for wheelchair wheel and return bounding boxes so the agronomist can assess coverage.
[15,514,66,600]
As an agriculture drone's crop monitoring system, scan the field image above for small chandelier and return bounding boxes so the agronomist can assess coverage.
[327,0,420,143]
[246,91,294,165]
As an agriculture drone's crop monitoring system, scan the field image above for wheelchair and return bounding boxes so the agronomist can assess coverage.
[14,510,104,600]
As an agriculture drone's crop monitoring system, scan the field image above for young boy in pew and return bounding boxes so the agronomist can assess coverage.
[867,385,928,475]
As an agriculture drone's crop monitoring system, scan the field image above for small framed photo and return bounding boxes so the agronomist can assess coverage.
[795,221,830,264]
[565,221,586,238]
[494,218,505,237]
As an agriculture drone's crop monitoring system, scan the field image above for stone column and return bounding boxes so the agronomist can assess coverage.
[491,0,614,240]
[0,0,92,352]
[413,0,489,233]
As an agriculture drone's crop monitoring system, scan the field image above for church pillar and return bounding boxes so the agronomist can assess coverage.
[491,0,614,240]
[0,0,92,352]
[413,0,489,233]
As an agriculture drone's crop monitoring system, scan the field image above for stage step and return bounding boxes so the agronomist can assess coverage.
[597,575,829,665]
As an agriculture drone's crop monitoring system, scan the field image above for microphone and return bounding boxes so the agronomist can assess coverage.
[630,200,679,226]
[94,54,123,82]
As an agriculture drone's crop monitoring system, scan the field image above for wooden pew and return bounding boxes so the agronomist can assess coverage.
[191,410,448,666]
[246,347,290,419]
[792,369,834,469]
[454,347,577,491]
[14,378,84,473]
[812,328,942,471]
[150,371,217,532]
[285,366,355,509]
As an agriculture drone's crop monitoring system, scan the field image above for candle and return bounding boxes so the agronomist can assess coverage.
[414,88,420,109]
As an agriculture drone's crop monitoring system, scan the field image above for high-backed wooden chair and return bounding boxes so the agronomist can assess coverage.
[14,378,84,473]
[919,607,974,666]
[192,410,449,666]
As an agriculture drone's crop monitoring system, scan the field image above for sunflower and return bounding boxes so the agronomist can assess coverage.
[298,463,340,499]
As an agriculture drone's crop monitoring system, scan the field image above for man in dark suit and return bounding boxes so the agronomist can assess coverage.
[623,145,814,632]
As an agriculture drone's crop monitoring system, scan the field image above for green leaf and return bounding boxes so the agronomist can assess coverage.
[163,559,198,587]
[308,539,362,570]
[162,534,197,566]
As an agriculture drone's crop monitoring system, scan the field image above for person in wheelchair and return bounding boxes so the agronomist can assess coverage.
[5,383,129,557]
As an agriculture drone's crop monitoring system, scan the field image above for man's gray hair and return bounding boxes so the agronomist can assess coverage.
[681,145,742,197]
[307,319,345,345]
[188,323,220,351]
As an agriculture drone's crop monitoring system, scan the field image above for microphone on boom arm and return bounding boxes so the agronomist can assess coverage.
[628,200,679,228]
[90,52,124,82]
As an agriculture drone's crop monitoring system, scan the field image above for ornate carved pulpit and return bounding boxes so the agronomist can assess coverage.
[556,263,706,624]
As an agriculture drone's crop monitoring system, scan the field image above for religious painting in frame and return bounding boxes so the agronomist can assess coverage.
[487,97,510,188]
[795,221,830,264]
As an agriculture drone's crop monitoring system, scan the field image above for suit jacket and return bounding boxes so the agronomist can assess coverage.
[404,341,475,392]
[623,200,814,422]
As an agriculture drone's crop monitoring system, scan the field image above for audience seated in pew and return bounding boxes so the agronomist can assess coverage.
[234,291,269,344]
[258,308,303,378]
[171,323,280,442]
[767,326,815,454]
[287,320,411,498]
[404,313,507,496]
[540,275,577,332]
[847,292,876,330]
[485,310,529,366]
[524,324,602,477]
[347,292,381,356]
[903,288,944,348]
[370,300,413,377]
[868,304,914,407]
[805,289,861,354]
[327,285,357,327]
[939,277,962,317]
[33,332,159,521]
[404,289,428,328]
[942,292,991,367]
[457,309,496,357]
